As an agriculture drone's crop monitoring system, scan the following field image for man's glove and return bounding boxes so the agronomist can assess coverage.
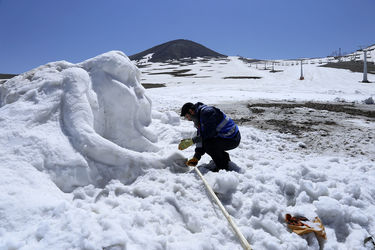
[178,139,194,150]
[186,157,199,166]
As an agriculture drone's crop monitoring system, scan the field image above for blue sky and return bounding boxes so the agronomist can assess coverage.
[1,0,374,73]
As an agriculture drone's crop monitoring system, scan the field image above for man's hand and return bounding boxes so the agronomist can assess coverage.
[178,139,193,150]
[186,157,199,166]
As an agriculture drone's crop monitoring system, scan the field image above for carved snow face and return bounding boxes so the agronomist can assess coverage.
[0,51,161,192]
[79,51,157,152]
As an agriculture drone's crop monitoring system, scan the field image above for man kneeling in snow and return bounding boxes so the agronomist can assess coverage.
[178,102,241,172]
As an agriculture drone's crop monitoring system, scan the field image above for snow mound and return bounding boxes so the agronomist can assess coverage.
[0,51,177,192]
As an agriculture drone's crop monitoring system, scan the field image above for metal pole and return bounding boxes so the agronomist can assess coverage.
[300,59,304,80]
[193,167,252,250]
[363,50,368,82]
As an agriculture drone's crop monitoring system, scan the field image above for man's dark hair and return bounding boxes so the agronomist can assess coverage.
[180,102,195,116]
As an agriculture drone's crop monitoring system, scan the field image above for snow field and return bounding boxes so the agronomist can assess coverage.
[0,51,374,249]
[144,56,375,110]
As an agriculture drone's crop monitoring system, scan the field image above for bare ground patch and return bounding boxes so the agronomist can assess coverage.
[216,101,375,160]
[142,83,166,89]
[223,76,262,79]
[247,102,375,118]
[148,69,196,77]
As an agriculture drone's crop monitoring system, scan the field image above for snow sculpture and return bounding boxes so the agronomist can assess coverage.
[0,51,170,192]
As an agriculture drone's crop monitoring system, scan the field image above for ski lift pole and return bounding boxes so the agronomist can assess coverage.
[193,166,252,250]
[363,50,368,82]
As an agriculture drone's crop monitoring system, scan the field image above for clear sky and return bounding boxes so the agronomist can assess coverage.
[1,0,374,74]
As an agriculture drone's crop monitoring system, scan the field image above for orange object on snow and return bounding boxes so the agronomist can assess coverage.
[285,214,327,240]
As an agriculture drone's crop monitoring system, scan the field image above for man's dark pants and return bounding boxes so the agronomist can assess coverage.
[203,133,241,172]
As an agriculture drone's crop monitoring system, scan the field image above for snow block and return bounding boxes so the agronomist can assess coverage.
[0,51,164,192]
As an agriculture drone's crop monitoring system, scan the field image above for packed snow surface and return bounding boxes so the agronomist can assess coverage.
[0,51,374,250]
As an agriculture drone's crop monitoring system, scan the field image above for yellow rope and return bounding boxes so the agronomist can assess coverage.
[193,167,252,250]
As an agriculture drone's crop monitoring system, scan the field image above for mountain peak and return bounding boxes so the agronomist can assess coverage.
[129,39,226,62]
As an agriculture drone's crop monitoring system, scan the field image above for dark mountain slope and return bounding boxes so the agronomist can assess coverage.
[129,39,226,62]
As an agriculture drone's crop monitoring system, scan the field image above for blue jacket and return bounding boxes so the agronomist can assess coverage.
[193,102,239,141]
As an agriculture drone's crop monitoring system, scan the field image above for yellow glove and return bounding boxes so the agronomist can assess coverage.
[186,157,199,167]
[178,139,194,150]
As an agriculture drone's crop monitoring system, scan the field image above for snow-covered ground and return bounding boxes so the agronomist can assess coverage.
[0,51,374,250]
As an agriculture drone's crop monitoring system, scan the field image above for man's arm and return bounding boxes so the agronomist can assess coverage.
[194,144,205,160]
